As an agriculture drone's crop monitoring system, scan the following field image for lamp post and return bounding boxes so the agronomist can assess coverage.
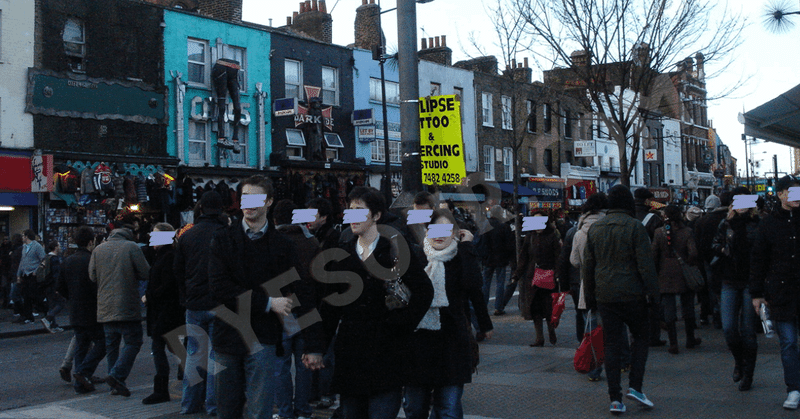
[375,0,392,205]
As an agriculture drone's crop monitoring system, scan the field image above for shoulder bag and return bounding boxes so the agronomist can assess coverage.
[669,237,704,292]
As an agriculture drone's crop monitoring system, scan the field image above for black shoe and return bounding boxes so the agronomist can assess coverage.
[739,375,753,391]
[59,367,72,383]
[90,376,106,384]
[733,365,743,383]
[686,337,702,349]
[73,373,95,394]
[493,309,506,316]
[106,376,131,397]
[475,331,486,342]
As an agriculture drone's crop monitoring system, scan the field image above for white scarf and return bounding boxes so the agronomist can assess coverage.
[418,239,458,330]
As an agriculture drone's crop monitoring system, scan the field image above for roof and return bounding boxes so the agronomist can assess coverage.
[743,83,800,148]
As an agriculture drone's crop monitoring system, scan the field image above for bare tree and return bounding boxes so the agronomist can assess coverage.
[513,0,744,186]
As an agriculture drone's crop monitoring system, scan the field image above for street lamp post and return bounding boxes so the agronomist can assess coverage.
[375,0,392,205]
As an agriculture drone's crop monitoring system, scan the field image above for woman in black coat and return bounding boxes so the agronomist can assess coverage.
[319,187,433,419]
[142,222,185,405]
[403,209,493,419]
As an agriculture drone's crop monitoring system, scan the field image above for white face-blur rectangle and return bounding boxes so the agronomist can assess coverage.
[240,194,267,209]
[522,216,548,232]
[343,209,369,224]
[292,209,318,224]
[149,231,176,246]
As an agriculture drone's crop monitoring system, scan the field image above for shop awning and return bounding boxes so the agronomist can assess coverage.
[742,83,800,147]
[0,192,37,206]
[496,182,537,196]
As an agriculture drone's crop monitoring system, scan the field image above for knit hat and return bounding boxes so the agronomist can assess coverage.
[685,206,703,222]
[704,194,721,210]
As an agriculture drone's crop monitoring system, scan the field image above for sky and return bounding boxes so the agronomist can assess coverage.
[242,0,800,179]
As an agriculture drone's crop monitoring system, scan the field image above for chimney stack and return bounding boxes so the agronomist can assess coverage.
[197,0,244,23]
[354,0,383,50]
[421,38,427,49]
[418,34,453,66]
[524,57,529,68]
[507,57,532,83]
[441,35,446,48]
[288,0,333,43]
[287,16,292,25]
[319,0,326,13]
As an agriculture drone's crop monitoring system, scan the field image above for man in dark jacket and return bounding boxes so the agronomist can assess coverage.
[481,206,515,316]
[634,188,663,241]
[58,227,105,394]
[174,191,227,416]
[750,176,800,410]
[306,197,340,251]
[208,176,323,419]
[694,191,733,328]
[273,199,320,419]
[583,185,659,413]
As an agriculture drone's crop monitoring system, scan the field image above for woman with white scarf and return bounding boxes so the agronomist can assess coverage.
[402,209,493,419]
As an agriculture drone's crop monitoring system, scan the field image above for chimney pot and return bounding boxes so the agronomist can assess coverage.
[299,2,304,13]
[511,58,517,69]
[287,16,292,25]
[305,1,312,12]
[428,37,434,49]
[524,57,529,68]
[312,0,318,11]
[293,11,298,19]
[320,0,326,12]
[362,0,367,4]
[441,35,446,47]
[421,38,427,49]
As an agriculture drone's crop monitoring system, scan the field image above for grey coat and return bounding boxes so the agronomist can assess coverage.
[89,228,150,323]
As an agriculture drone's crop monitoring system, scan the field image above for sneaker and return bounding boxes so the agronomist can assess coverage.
[317,396,335,409]
[272,415,291,419]
[626,388,654,408]
[24,319,34,324]
[610,401,626,414]
[73,373,95,394]
[52,326,64,333]
[106,376,131,397]
[784,391,800,409]
[232,141,242,154]
[41,318,53,332]
[217,138,234,149]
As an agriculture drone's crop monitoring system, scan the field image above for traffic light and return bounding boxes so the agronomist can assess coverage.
[767,179,774,195]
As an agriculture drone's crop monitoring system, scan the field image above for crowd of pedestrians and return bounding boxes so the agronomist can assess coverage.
[1,174,799,418]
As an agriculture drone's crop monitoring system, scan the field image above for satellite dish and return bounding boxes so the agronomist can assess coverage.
[737,112,745,124]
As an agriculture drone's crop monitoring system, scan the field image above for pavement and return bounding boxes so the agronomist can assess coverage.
[0,308,73,339]
[0,296,797,418]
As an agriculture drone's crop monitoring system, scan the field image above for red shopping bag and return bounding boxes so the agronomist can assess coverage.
[550,291,570,328]
[574,325,604,373]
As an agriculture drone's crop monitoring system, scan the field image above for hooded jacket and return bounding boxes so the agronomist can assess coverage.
[749,207,800,322]
[570,212,606,268]
[89,228,150,323]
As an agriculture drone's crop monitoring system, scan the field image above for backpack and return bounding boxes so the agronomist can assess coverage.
[35,254,53,284]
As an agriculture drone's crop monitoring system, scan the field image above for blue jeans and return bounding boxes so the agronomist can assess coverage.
[340,391,402,419]
[215,346,277,419]
[403,385,464,419]
[73,325,106,380]
[181,309,217,415]
[775,320,800,393]
[598,301,650,402]
[720,284,758,353]
[104,321,143,382]
[275,333,313,418]
[482,265,508,312]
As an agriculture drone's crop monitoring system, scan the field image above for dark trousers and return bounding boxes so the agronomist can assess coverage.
[73,324,106,378]
[19,275,38,321]
[598,300,650,402]
[152,335,171,377]
[661,291,695,324]
[212,63,241,139]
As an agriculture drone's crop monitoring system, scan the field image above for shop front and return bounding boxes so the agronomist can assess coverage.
[524,176,566,214]
[0,150,44,237]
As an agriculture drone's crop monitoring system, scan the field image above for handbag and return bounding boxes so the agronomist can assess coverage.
[574,320,604,374]
[669,240,704,292]
[550,291,570,328]
[531,265,556,290]
[384,238,411,310]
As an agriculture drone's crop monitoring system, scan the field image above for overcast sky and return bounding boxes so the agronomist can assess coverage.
[242,0,800,178]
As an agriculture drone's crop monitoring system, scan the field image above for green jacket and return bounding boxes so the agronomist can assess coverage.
[582,209,658,305]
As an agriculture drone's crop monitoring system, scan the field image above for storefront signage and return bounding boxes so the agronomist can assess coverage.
[645,149,657,161]
[273,98,298,116]
[295,105,334,131]
[0,154,33,193]
[352,109,375,126]
[31,155,54,193]
[526,176,565,205]
[358,127,376,141]
[649,187,671,202]
[574,141,596,157]
[26,69,166,125]
[418,95,466,185]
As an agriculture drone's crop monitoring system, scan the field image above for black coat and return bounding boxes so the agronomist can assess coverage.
[209,220,322,356]
[320,235,433,396]
[146,245,185,337]
[404,242,492,388]
[694,208,728,264]
[749,207,800,322]
[482,218,515,267]
[712,214,759,289]
[56,248,97,328]
[174,215,228,311]
[635,201,663,240]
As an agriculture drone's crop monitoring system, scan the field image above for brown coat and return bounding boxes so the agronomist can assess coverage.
[651,224,698,294]
[513,227,561,320]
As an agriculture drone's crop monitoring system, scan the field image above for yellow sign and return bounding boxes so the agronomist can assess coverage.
[419,95,466,185]
[756,184,765,192]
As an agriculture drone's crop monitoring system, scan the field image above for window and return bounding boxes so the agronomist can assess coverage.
[324,133,344,161]
[501,96,512,130]
[322,66,339,106]
[229,126,248,166]
[503,148,513,181]
[565,150,573,164]
[63,18,86,72]
[609,157,615,171]
[482,93,493,127]
[221,44,246,92]
[286,129,306,159]
[453,87,463,101]
[484,145,495,180]
[369,78,400,105]
[187,39,208,85]
[543,103,551,132]
[371,140,401,163]
[564,110,572,138]
[430,82,441,96]
[544,149,553,173]
[285,59,303,100]
[188,121,208,164]
[528,146,534,164]
[526,100,536,132]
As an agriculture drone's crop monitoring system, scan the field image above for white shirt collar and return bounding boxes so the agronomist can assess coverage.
[356,235,379,261]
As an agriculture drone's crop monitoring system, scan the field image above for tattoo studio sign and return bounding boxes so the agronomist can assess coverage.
[419,95,467,185]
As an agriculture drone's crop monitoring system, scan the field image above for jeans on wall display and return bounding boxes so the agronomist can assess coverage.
[212,59,241,153]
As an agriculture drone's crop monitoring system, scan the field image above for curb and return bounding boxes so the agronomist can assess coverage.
[0,324,74,340]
